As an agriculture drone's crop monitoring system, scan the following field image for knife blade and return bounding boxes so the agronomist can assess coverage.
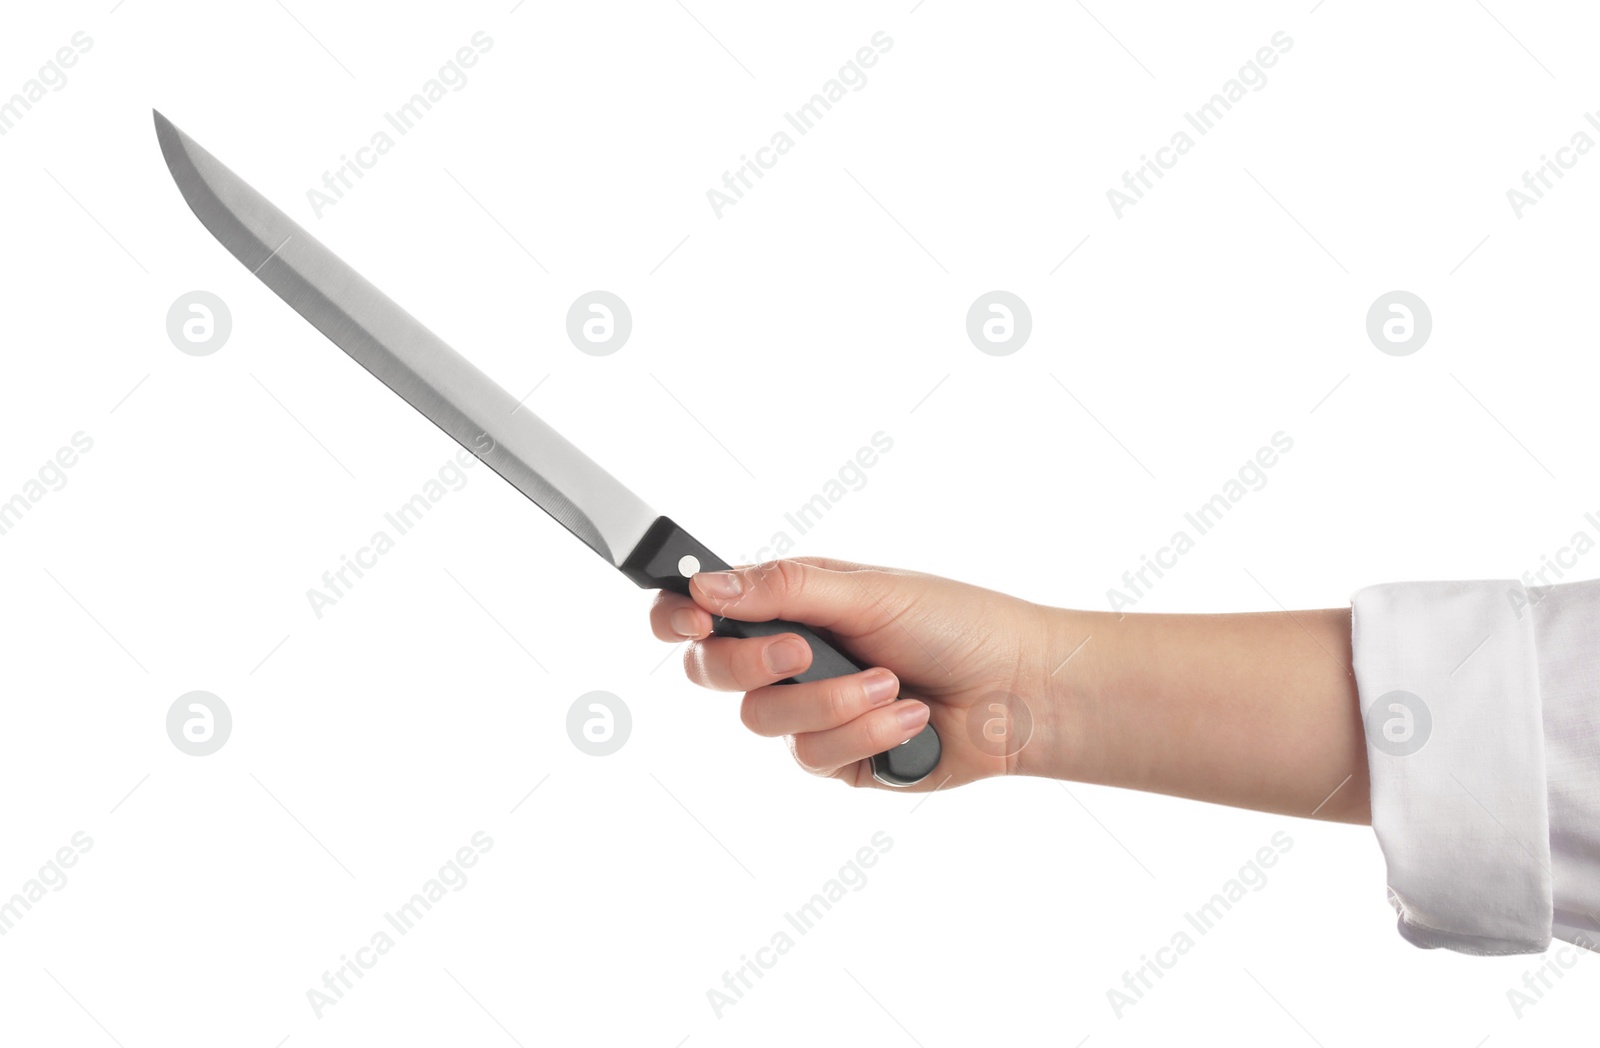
[153,110,940,786]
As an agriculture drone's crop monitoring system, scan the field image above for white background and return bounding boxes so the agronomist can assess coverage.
[3,0,1598,1044]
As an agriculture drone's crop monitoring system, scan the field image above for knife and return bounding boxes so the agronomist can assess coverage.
[153,110,940,786]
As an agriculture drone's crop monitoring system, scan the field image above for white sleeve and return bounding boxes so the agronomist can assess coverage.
[1351,578,1600,956]
[1527,582,1600,949]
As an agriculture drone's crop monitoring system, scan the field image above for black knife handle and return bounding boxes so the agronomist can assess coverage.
[621,516,941,786]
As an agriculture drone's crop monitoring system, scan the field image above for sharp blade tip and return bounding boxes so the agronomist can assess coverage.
[152,110,178,147]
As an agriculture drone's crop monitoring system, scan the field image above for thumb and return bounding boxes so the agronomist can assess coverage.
[688,559,898,636]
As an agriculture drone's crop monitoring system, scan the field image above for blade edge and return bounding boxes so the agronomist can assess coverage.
[154,111,655,565]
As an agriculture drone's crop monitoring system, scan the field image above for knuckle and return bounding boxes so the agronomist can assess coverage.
[788,734,828,775]
[738,642,773,687]
[823,677,858,728]
[865,710,905,752]
[739,693,765,734]
[680,642,707,685]
[771,558,810,603]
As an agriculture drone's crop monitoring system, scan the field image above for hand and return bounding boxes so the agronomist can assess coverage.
[648,557,1371,820]
[648,557,1059,790]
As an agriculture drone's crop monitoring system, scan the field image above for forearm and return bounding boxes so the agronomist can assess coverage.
[1027,606,1370,823]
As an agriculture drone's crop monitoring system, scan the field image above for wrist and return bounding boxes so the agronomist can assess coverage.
[1014,604,1108,782]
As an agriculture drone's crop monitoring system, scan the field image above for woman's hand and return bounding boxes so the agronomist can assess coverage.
[648,556,1371,821]
[647,557,1062,791]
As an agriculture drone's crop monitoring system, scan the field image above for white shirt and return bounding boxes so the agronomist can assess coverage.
[1352,579,1600,954]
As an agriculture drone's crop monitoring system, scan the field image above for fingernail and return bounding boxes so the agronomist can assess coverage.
[895,701,929,732]
[862,670,898,706]
[765,638,809,676]
[695,571,742,599]
[669,608,701,637]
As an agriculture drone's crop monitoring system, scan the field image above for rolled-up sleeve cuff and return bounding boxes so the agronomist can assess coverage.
[1351,580,1553,955]
[1524,581,1600,951]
